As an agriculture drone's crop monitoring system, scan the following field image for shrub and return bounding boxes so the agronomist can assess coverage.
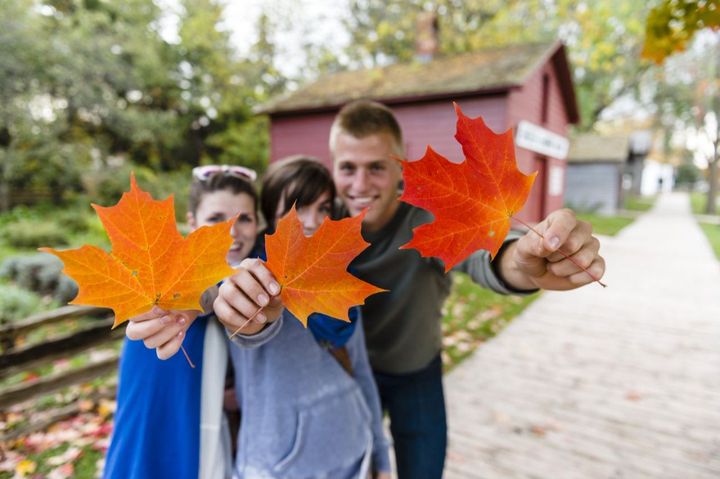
[53,209,91,234]
[0,253,78,303]
[2,220,69,248]
[0,205,44,227]
[0,283,50,323]
[82,165,192,223]
[53,275,80,304]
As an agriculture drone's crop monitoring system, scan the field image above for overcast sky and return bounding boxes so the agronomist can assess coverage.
[156,0,351,77]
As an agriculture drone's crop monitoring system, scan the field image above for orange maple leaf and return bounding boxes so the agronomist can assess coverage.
[400,103,537,272]
[264,206,386,327]
[40,175,235,327]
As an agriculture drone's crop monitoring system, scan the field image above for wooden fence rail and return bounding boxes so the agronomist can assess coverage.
[0,305,122,441]
[1,318,121,378]
[0,305,109,349]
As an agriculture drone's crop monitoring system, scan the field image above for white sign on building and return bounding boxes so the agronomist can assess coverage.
[515,121,569,160]
[548,165,564,196]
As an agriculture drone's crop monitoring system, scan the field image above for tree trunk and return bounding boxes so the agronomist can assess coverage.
[704,34,720,216]
[706,117,720,214]
[0,150,10,213]
[707,155,718,215]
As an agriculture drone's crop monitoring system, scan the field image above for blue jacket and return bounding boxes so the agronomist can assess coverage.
[228,311,390,479]
[104,316,208,479]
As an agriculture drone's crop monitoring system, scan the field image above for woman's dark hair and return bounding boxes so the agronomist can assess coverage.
[260,155,335,230]
[188,170,258,216]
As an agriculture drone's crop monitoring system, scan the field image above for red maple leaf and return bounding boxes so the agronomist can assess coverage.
[400,103,537,271]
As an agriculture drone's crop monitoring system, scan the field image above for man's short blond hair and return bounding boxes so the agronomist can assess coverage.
[329,100,404,157]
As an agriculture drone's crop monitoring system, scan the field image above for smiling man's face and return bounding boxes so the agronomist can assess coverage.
[332,131,403,233]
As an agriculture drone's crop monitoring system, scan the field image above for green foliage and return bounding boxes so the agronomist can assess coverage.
[0,203,109,259]
[0,205,45,227]
[82,165,194,222]
[0,0,271,213]
[643,0,720,64]
[205,116,270,174]
[0,283,53,323]
[81,164,159,207]
[676,161,702,187]
[52,209,91,234]
[1,220,70,248]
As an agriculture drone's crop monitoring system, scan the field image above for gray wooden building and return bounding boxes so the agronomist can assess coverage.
[565,134,629,215]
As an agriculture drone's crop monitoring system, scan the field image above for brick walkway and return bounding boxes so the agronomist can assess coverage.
[444,193,720,478]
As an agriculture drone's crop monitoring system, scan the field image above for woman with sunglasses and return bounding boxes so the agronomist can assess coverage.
[104,165,260,479]
[223,156,391,479]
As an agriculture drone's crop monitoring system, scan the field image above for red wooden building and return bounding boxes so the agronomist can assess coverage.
[259,41,579,223]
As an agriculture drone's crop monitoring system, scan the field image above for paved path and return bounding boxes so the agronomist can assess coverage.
[444,193,720,479]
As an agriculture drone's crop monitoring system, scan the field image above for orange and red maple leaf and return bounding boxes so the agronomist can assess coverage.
[400,103,537,271]
[41,175,235,327]
[264,206,386,327]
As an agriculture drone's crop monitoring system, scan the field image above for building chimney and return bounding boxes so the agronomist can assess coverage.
[415,11,438,63]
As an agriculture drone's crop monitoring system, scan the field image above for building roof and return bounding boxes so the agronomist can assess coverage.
[568,134,630,163]
[260,41,578,122]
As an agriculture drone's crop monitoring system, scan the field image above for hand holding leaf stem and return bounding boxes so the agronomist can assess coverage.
[214,258,284,337]
[500,208,606,291]
[125,306,200,363]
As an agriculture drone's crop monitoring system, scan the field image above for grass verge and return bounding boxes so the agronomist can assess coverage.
[576,213,634,236]
[623,195,656,212]
[442,274,539,371]
[691,191,720,216]
[699,221,720,260]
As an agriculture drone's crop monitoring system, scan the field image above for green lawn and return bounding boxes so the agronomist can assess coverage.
[623,194,656,212]
[699,222,720,261]
[691,192,720,216]
[691,192,706,215]
[442,274,539,371]
[576,212,634,236]
[690,193,720,260]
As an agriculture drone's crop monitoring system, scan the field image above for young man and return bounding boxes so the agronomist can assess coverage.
[328,100,605,479]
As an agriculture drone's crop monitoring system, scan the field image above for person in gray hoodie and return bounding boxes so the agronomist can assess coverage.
[223,156,391,479]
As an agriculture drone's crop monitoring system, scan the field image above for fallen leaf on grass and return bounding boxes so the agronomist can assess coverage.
[98,399,115,418]
[47,447,81,466]
[47,463,74,479]
[15,459,36,476]
[78,400,94,412]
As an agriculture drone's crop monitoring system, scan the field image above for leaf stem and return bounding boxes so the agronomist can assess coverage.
[512,216,607,288]
[228,307,264,339]
[180,345,195,368]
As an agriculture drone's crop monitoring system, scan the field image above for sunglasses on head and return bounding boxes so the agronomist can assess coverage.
[192,164,258,183]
